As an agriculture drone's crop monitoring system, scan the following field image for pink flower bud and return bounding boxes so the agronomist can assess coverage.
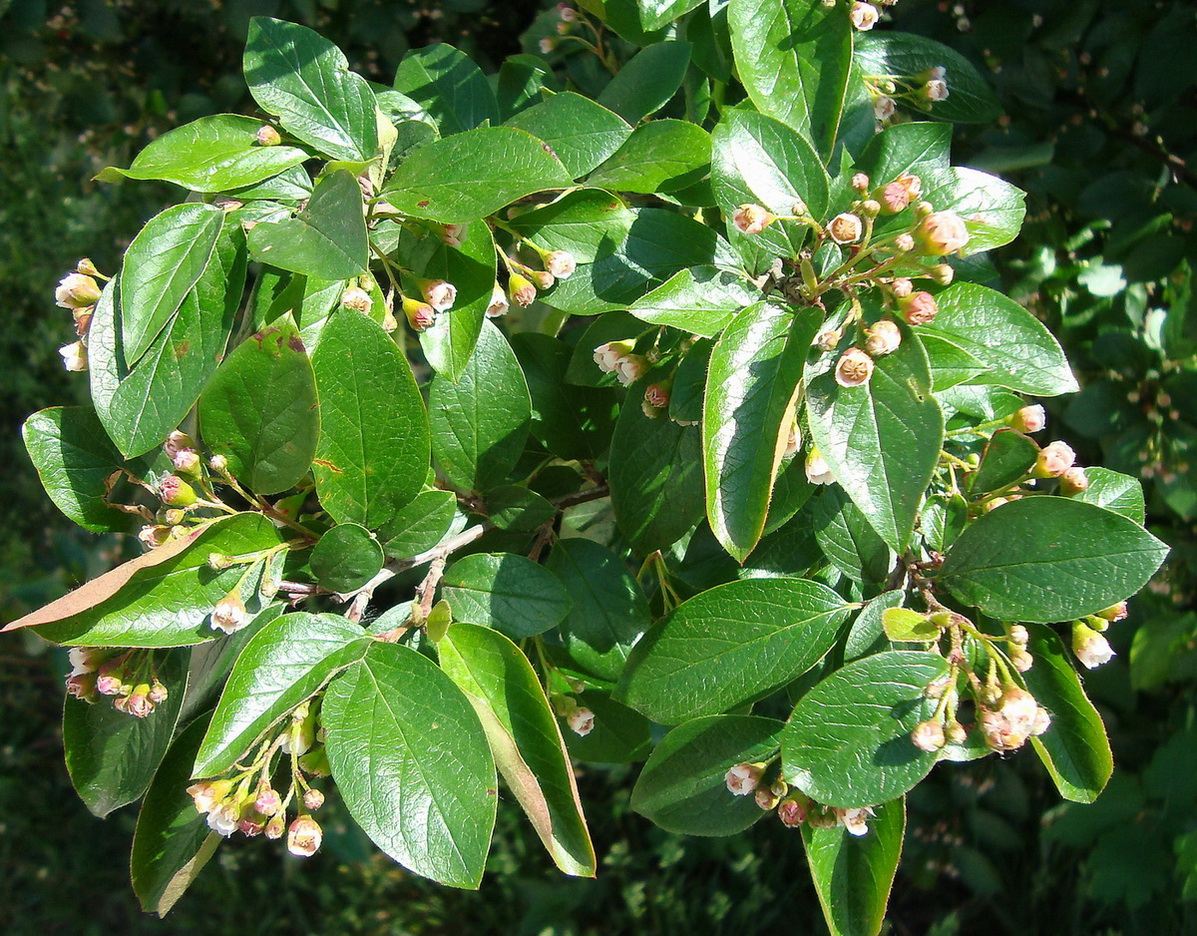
[486,282,509,318]
[880,181,910,213]
[835,806,873,836]
[208,453,228,474]
[931,263,954,285]
[238,817,265,837]
[545,250,577,279]
[593,340,635,374]
[66,672,99,702]
[1034,440,1076,478]
[615,354,649,387]
[1097,601,1128,623]
[858,199,881,218]
[59,341,87,372]
[829,212,863,244]
[1009,404,1046,433]
[874,96,897,121]
[265,814,285,840]
[864,320,901,357]
[147,680,169,704]
[733,203,776,235]
[1009,624,1029,647]
[835,347,875,387]
[211,590,249,635]
[439,223,468,248]
[530,269,555,290]
[567,707,595,736]
[341,285,372,314]
[850,2,879,30]
[894,232,915,252]
[73,308,93,337]
[96,673,125,696]
[945,721,968,745]
[558,3,578,22]
[508,272,537,308]
[287,816,323,857]
[255,787,282,816]
[256,125,282,146]
[172,449,200,475]
[805,449,835,485]
[158,474,197,507]
[851,172,870,193]
[980,686,1040,751]
[918,211,970,255]
[402,296,437,332]
[539,37,556,54]
[303,788,326,810]
[55,273,101,309]
[76,258,100,277]
[644,383,671,409]
[419,279,457,312]
[896,173,923,201]
[1011,648,1034,672]
[1072,623,1115,669]
[911,719,945,752]
[755,786,781,810]
[923,79,950,102]
[1060,466,1090,493]
[724,762,764,796]
[900,291,938,326]
[815,327,842,351]
[777,798,807,828]
[889,278,913,299]
[784,420,801,458]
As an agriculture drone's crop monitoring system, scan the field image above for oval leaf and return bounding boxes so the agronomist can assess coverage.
[310,523,384,593]
[441,552,571,639]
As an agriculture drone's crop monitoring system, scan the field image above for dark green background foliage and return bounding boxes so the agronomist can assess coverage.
[2,1,1196,933]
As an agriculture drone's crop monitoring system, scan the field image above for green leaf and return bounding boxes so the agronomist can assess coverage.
[631,715,783,836]
[244,17,378,161]
[439,624,595,877]
[805,323,944,552]
[882,608,938,642]
[546,538,651,681]
[587,120,711,194]
[483,485,556,531]
[311,310,429,528]
[711,106,830,275]
[609,381,705,553]
[636,0,705,30]
[193,612,369,778]
[563,690,653,764]
[199,317,320,495]
[63,650,187,817]
[441,552,571,639]
[704,303,817,560]
[22,406,151,532]
[854,32,1002,125]
[381,490,458,558]
[782,650,949,807]
[921,284,1078,396]
[323,642,497,888]
[393,43,498,136]
[802,797,906,936]
[132,718,221,917]
[597,41,691,125]
[25,514,285,647]
[813,486,895,585]
[969,428,1038,495]
[429,319,531,491]
[382,127,572,223]
[629,265,760,338]
[937,497,1169,623]
[728,0,851,159]
[310,523,384,592]
[506,188,636,265]
[918,166,1026,255]
[179,604,287,726]
[247,169,368,279]
[119,203,225,365]
[412,219,499,381]
[669,339,714,422]
[844,590,905,661]
[852,122,951,197]
[1024,624,1114,803]
[102,114,309,192]
[1072,467,1146,525]
[616,577,851,724]
[506,91,632,178]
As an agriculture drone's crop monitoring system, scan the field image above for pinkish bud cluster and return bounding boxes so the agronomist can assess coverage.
[1033,440,1076,478]
[864,320,901,357]
[979,686,1051,752]
[593,340,648,387]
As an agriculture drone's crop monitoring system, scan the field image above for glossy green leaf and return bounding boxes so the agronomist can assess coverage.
[669,338,714,422]
[805,324,944,552]
[324,642,496,888]
[711,106,830,274]
[587,120,711,194]
[381,490,458,558]
[22,406,149,532]
[63,650,187,817]
[247,170,368,279]
[969,428,1038,495]
[546,538,651,681]
[131,718,220,917]
[728,0,851,159]
[918,166,1026,255]
[393,43,498,136]
[179,604,287,726]
[244,17,378,161]
[802,797,906,936]
[429,319,531,491]
[563,691,653,764]
[440,624,595,877]
[629,265,760,338]
[704,303,817,560]
[1073,467,1146,525]
[101,114,308,192]
[782,651,950,808]
[119,203,225,365]
[310,523,384,593]
[844,590,905,661]
[483,485,556,531]
[507,188,636,265]
[938,497,1168,623]
[199,317,320,495]
[616,577,851,725]
[631,715,783,836]
[637,0,705,30]
[609,380,705,553]
[441,552,571,639]
[882,608,938,642]
[813,486,895,586]
[1024,624,1114,803]
[506,91,632,178]
[28,514,284,647]
[597,41,691,125]
[383,127,572,223]
[921,284,1078,396]
[193,612,368,778]
[311,310,429,528]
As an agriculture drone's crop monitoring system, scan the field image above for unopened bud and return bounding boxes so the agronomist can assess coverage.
[879,181,910,213]
[835,347,875,387]
[172,448,201,476]
[829,212,864,245]
[755,786,782,810]
[255,786,282,816]
[900,291,938,326]
[911,719,946,752]
[923,79,950,102]
[125,684,155,718]
[341,285,372,314]
[558,4,578,22]
[851,172,870,193]
[287,816,323,857]
[1096,601,1128,623]
[815,327,842,352]
[508,272,537,308]
[918,210,970,255]
[724,762,764,796]
[777,797,807,827]
[1072,622,1115,669]
[894,232,915,252]
[539,36,556,54]
[850,1,879,30]
[486,282,509,318]
[55,273,101,310]
[1011,648,1034,672]
[545,250,577,279]
[858,199,882,219]
[159,475,197,507]
[207,553,234,571]
[1031,707,1051,736]
[567,707,595,736]
[303,788,326,810]
[76,258,101,277]
[529,269,555,290]
[733,203,776,235]
[147,680,168,704]
[402,296,437,332]
[864,320,901,357]
[59,341,88,372]
[211,590,249,634]
[208,453,229,474]
[265,814,286,839]
[930,263,955,285]
[1060,466,1090,493]
[945,721,967,745]
[439,223,468,248]
[419,278,457,312]
[1009,404,1046,434]
[1033,440,1076,478]
[96,673,125,696]
[256,125,282,146]
[1009,624,1029,647]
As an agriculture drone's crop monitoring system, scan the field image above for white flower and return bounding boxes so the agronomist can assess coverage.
[59,341,87,372]
[207,804,240,837]
[835,806,874,836]
[1073,625,1115,669]
[567,707,595,736]
[724,762,764,796]
[873,96,897,121]
[805,450,835,485]
[850,2,879,30]
[486,283,509,318]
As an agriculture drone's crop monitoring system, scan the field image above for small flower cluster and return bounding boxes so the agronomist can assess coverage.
[65,647,168,717]
[868,65,950,127]
[188,701,329,857]
[1070,602,1126,669]
[53,260,105,372]
[593,339,650,387]
[724,763,875,836]
[500,244,578,313]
